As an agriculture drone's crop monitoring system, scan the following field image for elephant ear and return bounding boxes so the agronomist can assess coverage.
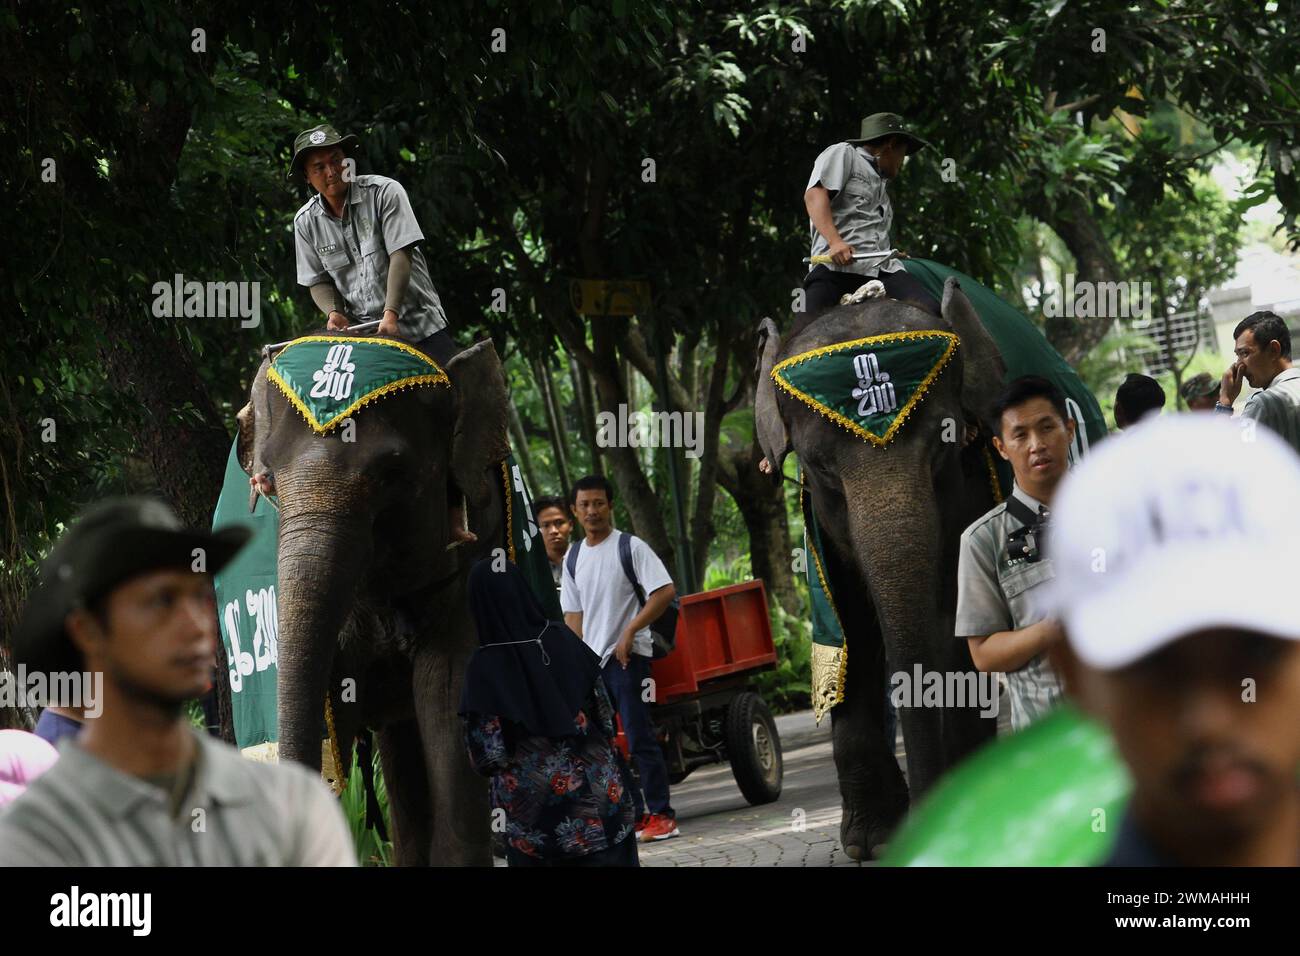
[236,356,273,511]
[753,317,791,481]
[942,277,1006,424]
[445,338,511,509]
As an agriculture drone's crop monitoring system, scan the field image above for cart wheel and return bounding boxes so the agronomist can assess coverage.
[725,691,783,805]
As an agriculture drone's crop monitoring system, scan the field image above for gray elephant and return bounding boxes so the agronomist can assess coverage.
[754,277,1006,860]
[235,334,510,866]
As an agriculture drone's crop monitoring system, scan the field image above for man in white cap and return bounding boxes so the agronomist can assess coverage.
[1046,415,1300,866]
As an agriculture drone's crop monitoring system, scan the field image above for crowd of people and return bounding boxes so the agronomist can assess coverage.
[952,310,1300,865]
[3,115,1298,870]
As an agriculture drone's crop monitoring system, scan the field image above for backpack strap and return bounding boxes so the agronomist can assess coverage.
[618,532,647,607]
[565,540,582,583]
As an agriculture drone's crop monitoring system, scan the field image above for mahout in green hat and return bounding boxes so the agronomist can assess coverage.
[848,112,932,154]
[287,124,359,180]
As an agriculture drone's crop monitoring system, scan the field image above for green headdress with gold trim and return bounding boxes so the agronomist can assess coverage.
[267,336,450,434]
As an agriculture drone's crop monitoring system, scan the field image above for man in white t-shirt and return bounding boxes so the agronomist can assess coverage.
[560,475,680,842]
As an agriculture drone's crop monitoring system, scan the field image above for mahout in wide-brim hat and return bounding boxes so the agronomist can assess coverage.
[287,124,359,181]
[847,112,932,154]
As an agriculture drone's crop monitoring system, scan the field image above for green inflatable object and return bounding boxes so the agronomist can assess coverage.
[880,705,1132,866]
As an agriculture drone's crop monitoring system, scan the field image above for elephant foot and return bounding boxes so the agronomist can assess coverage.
[839,795,908,862]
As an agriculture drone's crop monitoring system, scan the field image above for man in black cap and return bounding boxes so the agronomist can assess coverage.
[802,112,941,317]
[287,123,458,364]
[0,497,356,866]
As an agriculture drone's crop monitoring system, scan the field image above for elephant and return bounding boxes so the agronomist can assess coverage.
[754,277,1007,860]
[235,332,511,866]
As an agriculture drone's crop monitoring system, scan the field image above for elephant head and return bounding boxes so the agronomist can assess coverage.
[235,334,510,774]
[752,277,1004,858]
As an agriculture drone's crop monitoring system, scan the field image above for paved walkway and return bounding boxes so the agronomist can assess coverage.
[638,710,874,867]
[494,694,1008,867]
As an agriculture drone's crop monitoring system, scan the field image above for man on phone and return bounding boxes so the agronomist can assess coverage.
[1215,310,1300,454]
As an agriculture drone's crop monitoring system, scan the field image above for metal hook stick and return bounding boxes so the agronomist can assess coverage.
[261,319,384,358]
[802,249,898,265]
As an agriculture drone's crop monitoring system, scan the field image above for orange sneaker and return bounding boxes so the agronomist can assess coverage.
[634,814,650,834]
[639,813,680,842]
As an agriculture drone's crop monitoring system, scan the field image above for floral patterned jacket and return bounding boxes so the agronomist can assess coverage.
[463,679,637,861]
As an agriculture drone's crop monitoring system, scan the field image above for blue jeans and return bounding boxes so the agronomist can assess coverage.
[602,654,673,818]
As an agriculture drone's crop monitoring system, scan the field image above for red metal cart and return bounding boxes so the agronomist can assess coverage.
[613,579,785,805]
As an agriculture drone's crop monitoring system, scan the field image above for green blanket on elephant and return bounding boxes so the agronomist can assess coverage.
[772,331,958,447]
[802,259,1107,721]
[267,335,450,434]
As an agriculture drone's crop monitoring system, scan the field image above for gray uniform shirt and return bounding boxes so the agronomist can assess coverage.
[955,485,1065,732]
[1241,366,1300,455]
[294,174,448,340]
[0,728,357,866]
[805,143,905,278]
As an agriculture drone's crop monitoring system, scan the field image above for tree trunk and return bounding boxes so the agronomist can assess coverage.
[532,356,572,493]
[718,442,800,616]
[568,354,601,477]
[1027,187,1124,366]
[689,340,730,586]
[88,306,239,741]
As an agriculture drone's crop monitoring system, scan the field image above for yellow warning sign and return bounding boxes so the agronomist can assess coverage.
[569,279,651,316]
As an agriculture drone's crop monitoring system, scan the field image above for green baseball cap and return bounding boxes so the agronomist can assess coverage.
[12,497,251,674]
[847,112,932,154]
[287,124,359,181]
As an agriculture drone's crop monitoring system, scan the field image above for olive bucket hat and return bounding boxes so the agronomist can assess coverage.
[287,124,359,181]
[1178,372,1220,403]
[12,497,251,674]
[847,112,932,154]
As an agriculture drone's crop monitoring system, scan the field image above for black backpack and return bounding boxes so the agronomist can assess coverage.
[565,533,679,659]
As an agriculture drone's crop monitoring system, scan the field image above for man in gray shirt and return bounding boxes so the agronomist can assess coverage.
[956,376,1073,732]
[288,124,457,365]
[1215,310,1300,455]
[0,498,356,866]
[802,112,940,317]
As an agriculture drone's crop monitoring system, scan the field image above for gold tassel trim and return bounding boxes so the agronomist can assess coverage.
[322,693,344,796]
[772,330,959,448]
[266,335,450,435]
[502,460,516,562]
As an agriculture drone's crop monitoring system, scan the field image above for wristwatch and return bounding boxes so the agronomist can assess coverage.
[1213,402,1234,415]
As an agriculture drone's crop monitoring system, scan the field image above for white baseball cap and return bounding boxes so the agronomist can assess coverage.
[1046,413,1300,670]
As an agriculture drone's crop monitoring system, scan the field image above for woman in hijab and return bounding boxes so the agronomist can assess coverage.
[460,558,639,867]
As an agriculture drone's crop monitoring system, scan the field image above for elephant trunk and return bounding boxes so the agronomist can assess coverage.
[838,453,958,797]
[274,503,372,770]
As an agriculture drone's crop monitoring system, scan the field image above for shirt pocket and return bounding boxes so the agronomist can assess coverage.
[319,248,351,277]
[840,173,872,199]
[999,559,1054,626]
[358,234,387,283]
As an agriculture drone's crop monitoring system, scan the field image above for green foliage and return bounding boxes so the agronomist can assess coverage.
[339,748,394,867]
[752,602,813,715]
[703,552,811,714]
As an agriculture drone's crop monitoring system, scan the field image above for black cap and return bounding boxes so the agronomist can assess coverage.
[12,497,251,674]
